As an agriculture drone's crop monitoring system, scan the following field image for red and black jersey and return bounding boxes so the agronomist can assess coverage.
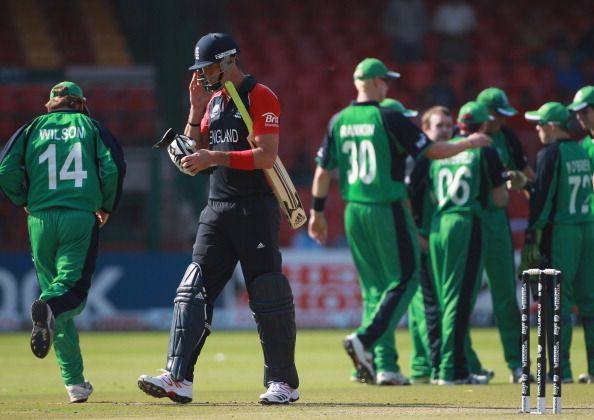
[200,75,280,200]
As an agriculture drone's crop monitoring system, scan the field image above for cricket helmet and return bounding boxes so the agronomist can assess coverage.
[189,32,239,92]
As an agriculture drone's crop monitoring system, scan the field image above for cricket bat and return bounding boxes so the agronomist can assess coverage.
[224,81,307,229]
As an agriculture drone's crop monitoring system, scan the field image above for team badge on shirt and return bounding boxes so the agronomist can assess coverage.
[210,103,221,120]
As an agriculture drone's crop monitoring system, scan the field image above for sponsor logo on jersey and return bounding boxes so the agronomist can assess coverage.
[442,150,473,165]
[209,128,239,144]
[234,110,242,119]
[39,126,86,141]
[262,112,279,127]
[339,124,375,138]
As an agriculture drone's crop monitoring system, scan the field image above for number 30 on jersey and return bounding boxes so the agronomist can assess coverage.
[342,140,377,184]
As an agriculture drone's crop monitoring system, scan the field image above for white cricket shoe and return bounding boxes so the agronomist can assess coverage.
[259,381,299,404]
[66,380,93,403]
[376,371,411,386]
[510,367,535,384]
[437,373,490,385]
[30,299,55,359]
[578,373,594,384]
[342,333,375,384]
[138,370,193,404]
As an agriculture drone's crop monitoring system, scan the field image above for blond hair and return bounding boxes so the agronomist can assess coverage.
[354,78,374,91]
[421,106,451,131]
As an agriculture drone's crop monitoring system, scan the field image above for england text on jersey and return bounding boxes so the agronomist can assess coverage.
[210,129,239,144]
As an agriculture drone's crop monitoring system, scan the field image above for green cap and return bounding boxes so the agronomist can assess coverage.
[525,102,570,128]
[353,58,400,80]
[380,98,418,118]
[49,81,84,99]
[567,85,594,112]
[476,87,517,116]
[457,101,494,125]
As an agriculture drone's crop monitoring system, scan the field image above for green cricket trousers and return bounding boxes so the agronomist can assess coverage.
[27,209,98,385]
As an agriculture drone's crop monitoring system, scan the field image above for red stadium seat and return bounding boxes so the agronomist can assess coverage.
[403,62,436,92]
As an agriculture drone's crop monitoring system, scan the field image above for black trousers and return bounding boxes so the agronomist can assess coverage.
[192,193,282,306]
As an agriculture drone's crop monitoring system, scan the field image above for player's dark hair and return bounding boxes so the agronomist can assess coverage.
[45,95,85,111]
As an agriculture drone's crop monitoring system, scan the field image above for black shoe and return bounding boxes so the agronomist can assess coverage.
[30,299,54,358]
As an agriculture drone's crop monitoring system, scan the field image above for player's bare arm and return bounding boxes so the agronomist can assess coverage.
[248,133,278,169]
[96,211,110,228]
[180,133,278,175]
[185,72,211,148]
[491,184,509,208]
[425,132,492,159]
[308,166,332,244]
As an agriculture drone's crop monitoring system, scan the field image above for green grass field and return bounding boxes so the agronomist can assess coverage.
[1,328,592,419]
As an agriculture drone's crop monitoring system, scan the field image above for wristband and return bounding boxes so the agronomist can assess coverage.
[187,121,200,127]
[312,196,327,212]
[228,149,256,170]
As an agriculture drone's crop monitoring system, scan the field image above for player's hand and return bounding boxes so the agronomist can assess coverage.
[181,150,212,175]
[308,210,328,245]
[506,170,528,190]
[518,228,545,276]
[189,72,211,110]
[96,211,110,228]
[417,234,428,251]
[465,133,492,148]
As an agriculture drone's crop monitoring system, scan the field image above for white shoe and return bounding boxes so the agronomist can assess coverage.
[437,378,455,386]
[376,371,411,386]
[342,334,375,384]
[578,373,594,384]
[349,371,364,383]
[510,367,535,384]
[66,380,93,403]
[259,381,299,404]
[473,368,495,380]
[138,370,193,403]
[458,373,490,385]
[30,299,55,359]
[438,373,490,385]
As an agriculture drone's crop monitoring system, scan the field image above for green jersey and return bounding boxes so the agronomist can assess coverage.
[486,126,528,210]
[316,101,430,204]
[489,126,528,171]
[581,135,594,213]
[430,137,505,216]
[581,134,594,162]
[529,139,594,228]
[0,110,125,213]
